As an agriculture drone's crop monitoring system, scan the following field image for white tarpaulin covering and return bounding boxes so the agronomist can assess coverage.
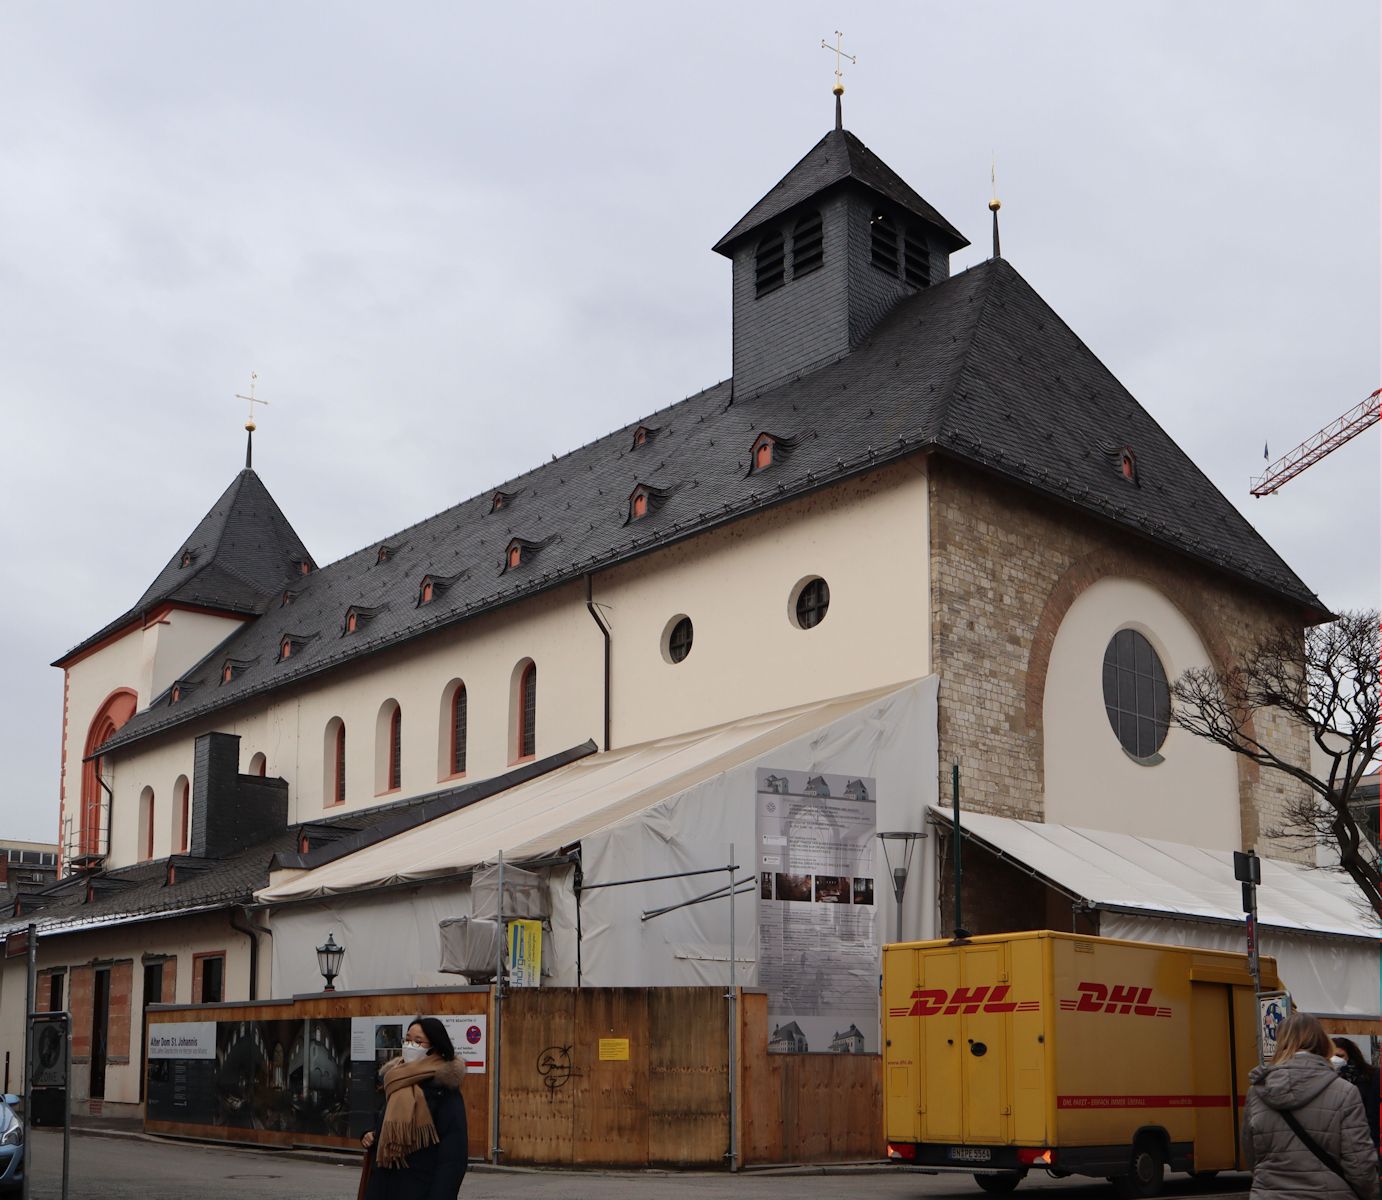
[264,679,938,1014]
[933,805,1381,1018]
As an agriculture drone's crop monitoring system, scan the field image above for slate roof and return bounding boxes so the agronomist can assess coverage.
[54,468,315,666]
[713,127,970,254]
[94,256,1324,758]
[0,743,590,937]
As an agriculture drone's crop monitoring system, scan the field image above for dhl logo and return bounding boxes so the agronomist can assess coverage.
[1058,982,1171,1019]
[887,984,1040,1018]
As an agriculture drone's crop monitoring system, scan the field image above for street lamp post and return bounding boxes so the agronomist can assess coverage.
[877,831,926,943]
[316,932,345,991]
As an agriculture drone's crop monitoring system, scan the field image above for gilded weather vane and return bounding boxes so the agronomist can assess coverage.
[236,371,268,468]
[821,31,856,128]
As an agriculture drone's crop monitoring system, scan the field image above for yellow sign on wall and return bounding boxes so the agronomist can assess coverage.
[507,919,543,988]
[598,1038,630,1061]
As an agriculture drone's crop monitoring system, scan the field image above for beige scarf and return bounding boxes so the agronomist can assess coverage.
[376,1057,443,1168]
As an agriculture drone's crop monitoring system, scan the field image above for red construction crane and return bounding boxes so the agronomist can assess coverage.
[1251,387,1382,497]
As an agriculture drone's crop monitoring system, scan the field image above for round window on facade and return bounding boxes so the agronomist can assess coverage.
[792,577,831,630]
[1102,628,1170,762]
[663,615,694,664]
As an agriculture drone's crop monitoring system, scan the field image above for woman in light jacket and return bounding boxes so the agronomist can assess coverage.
[1242,1012,1378,1200]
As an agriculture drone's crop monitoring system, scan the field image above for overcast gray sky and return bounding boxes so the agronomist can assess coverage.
[1,2,1377,843]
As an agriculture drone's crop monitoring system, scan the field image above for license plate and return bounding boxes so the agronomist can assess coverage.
[947,1147,992,1163]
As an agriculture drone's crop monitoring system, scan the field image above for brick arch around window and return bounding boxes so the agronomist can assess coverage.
[1021,547,1256,835]
[78,688,138,859]
[438,679,468,780]
[510,659,537,762]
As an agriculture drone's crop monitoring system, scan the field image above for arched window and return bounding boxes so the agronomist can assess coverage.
[870,211,899,276]
[375,701,402,793]
[325,718,346,807]
[451,684,468,777]
[792,210,824,278]
[138,787,155,861]
[78,689,137,860]
[174,775,190,854]
[248,752,267,778]
[755,230,786,298]
[513,661,537,760]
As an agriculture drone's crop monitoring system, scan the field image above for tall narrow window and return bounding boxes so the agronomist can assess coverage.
[870,212,899,276]
[451,684,468,776]
[139,788,155,861]
[388,705,402,791]
[518,662,537,759]
[325,719,346,807]
[792,210,823,278]
[176,777,190,854]
[902,229,930,288]
[755,230,786,297]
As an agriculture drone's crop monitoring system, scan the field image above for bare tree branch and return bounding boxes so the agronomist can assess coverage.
[1171,610,1382,919]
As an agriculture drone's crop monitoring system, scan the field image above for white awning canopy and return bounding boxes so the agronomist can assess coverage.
[931,805,1381,1018]
[257,684,911,904]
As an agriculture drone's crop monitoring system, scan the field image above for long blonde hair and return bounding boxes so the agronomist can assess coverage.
[1270,1012,1332,1064]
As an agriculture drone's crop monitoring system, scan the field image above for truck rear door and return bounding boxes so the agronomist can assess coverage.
[958,945,1011,1144]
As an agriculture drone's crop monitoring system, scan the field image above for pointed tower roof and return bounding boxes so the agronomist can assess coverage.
[713,127,969,255]
[55,469,314,666]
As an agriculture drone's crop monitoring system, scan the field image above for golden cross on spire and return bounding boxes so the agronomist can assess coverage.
[236,371,268,433]
[820,30,856,97]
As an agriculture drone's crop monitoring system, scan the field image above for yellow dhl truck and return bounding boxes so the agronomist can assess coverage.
[882,930,1280,1196]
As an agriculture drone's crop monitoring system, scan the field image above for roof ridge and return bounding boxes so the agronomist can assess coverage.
[933,258,1003,436]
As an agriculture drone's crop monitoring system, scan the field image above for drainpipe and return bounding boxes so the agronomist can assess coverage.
[229,906,272,1001]
[584,576,611,752]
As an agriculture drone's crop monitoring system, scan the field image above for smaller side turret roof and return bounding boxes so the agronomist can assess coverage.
[54,469,314,667]
[713,127,969,255]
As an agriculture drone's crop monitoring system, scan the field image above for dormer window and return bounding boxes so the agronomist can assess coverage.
[631,489,649,520]
[345,610,359,634]
[870,212,899,276]
[631,425,655,450]
[1120,448,1138,483]
[506,543,522,569]
[281,590,296,607]
[170,684,181,704]
[420,579,435,604]
[221,661,234,684]
[491,490,513,513]
[755,230,786,298]
[792,210,823,278]
[376,545,392,563]
[279,637,297,661]
[751,433,777,473]
[294,559,312,576]
[178,548,196,568]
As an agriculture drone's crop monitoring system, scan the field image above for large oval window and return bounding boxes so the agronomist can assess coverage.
[1102,629,1170,761]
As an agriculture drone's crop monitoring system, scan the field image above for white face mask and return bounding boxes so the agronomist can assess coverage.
[401,1042,429,1064]
[1330,1055,1347,1069]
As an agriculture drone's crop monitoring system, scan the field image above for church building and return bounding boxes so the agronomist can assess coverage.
[4,97,1370,1121]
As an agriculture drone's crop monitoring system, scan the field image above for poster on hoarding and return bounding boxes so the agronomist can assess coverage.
[756,768,877,1054]
[148,1021,217,1060]
[508,919,543,988]
[1260,992,1292,1061]
[349,1014,487,1072]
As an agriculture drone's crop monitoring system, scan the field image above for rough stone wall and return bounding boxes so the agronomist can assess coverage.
[928,456,1314,860]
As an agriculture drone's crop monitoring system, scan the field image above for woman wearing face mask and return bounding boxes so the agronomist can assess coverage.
[1333,1038,1381,1162]
[360,1016,468,1199]
[1242,1012,1378,1199]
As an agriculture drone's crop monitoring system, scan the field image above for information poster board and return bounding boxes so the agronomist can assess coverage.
[756,767,878,1054]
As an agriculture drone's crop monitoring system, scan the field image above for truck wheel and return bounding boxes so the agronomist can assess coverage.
[974,1172,1025,1194]
[1114,1143,1164,1198]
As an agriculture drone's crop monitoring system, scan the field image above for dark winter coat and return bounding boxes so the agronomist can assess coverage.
[1242,1051,1379,1200]
[1340,1060,1382,1155]
[364,1057,468,1200]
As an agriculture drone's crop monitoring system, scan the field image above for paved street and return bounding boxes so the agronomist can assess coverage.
[24,1130,1256,1200]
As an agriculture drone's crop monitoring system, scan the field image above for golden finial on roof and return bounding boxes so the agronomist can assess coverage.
[821,30,856,98]
[235,371,268,468]
[989,156,1003,258]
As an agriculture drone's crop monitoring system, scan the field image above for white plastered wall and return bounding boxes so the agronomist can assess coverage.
[600,460,930,747]
[95,462,930,871]
[1043,576,1239,849]
[0,910,254,1109]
